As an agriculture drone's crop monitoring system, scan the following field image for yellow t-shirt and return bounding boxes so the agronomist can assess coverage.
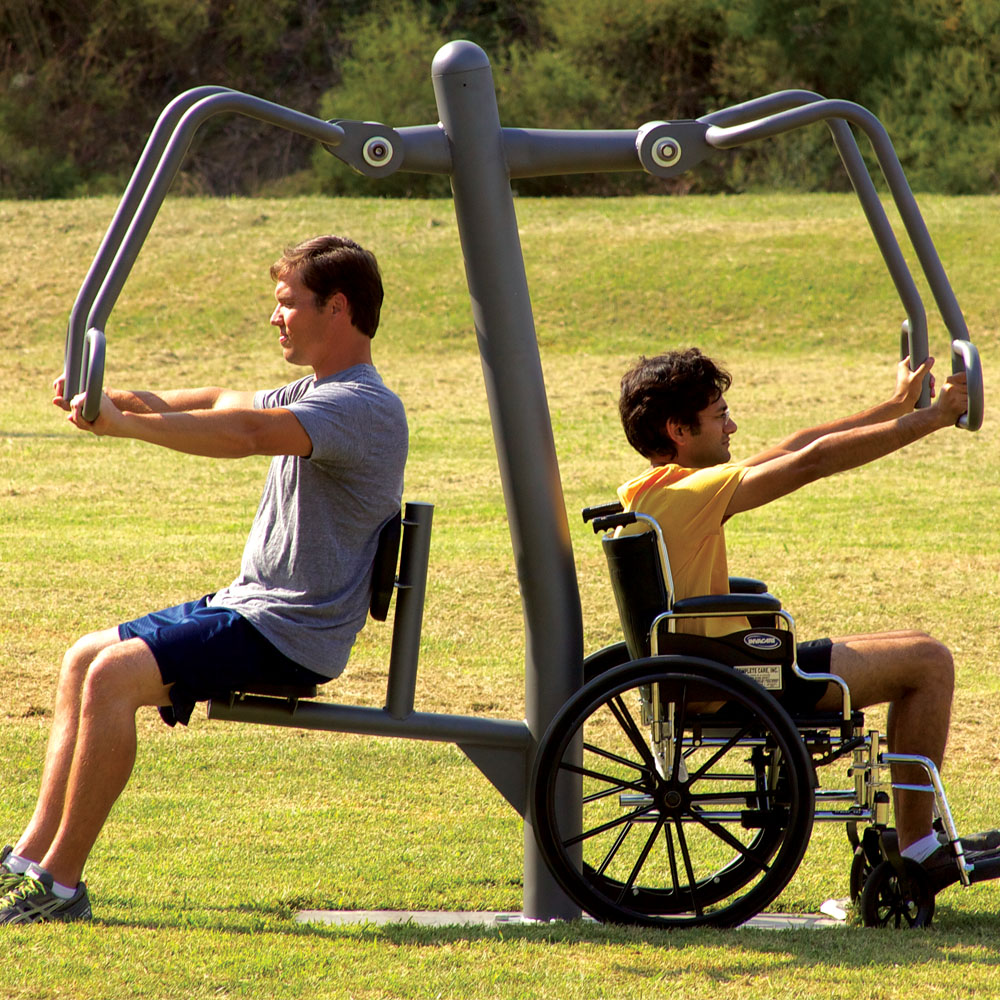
[617,462,749,637]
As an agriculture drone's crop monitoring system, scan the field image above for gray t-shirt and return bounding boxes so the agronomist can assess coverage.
[210,364,408,677]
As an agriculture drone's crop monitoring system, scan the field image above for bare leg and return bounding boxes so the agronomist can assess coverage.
[16,637,172,888]
[815,630,954,850]
[39,638,172,887]
[14,627,121,864]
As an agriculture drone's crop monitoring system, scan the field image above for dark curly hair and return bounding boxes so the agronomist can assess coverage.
[619,348,732,461]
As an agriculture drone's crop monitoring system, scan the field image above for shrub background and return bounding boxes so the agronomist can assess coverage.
[3,0,999,199]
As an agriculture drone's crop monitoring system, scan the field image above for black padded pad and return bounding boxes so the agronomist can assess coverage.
[370,509,402,622]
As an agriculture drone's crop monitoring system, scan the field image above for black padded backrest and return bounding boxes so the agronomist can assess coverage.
[602,529,669,660]
[369,509,402,622]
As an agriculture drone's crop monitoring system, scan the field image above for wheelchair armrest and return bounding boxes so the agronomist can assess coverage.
[729,576,768,595]
[671,593,782,615]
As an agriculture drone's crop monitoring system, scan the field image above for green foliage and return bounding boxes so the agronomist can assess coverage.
[0,0,356,197]
[869,0,1000,193]
[540,0,729,122]
[724,0,928,104]
[3,0,1000,196]
[313,4,454,197]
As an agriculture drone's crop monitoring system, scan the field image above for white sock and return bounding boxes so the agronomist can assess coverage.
[900,831,939,863]
[25,863,77,899]
[3,853,32,875]
[50,879,78,900]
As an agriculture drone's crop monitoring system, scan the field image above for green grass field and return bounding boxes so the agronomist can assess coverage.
[1,193,998,998]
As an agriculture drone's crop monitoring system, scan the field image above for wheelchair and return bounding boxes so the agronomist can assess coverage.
[529,502,1000,928]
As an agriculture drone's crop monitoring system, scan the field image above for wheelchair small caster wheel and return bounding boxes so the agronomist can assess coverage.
[860,858,935,928]
[849,848,873,904]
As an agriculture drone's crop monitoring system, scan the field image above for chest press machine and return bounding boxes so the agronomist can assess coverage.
[63,40,985,926]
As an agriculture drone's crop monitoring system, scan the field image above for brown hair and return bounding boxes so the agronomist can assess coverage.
[271,235,383,337]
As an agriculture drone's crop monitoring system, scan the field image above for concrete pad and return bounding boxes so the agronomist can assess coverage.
[294,909,847,929]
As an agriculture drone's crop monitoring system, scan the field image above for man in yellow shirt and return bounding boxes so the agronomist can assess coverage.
[617,347,981,883]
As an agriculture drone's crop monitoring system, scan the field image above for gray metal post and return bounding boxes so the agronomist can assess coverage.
[385,502,434,720]
[430,40,583,921]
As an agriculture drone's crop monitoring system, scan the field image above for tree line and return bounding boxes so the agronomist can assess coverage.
[2,0,998,199]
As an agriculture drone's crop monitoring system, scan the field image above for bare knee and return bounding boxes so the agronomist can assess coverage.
[828,630,954,710]
[60,629,118,687]
[79,639,169,716]
[910,632,954,700]
[79,646,136,712]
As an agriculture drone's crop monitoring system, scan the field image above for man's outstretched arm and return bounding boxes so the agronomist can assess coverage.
[726,369,968,518]
[61,386,312,459]
[53,376,255,414]
[741,356,936,468]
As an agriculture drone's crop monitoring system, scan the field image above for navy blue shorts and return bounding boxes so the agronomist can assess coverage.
[119,596,327,727]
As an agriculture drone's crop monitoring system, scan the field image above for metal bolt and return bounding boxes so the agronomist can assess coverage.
[362,136,393,166]
[652,137,682,168]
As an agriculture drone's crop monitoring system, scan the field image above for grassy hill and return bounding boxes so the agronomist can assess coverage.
[0,193,998,998]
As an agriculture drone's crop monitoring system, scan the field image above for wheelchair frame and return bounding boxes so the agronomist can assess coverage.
[60,40,986,924]
[527,505,991,927]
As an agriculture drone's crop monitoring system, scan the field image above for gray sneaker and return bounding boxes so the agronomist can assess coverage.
[0,869,91,924]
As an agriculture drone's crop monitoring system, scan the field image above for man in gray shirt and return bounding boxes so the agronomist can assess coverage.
[1,235,407,924]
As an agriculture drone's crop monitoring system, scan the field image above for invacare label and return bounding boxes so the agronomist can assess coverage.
[743,632,783,651]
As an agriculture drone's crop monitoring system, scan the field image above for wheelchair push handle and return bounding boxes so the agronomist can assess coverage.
[582,501,624,524]
[951,339,983,432]
[591,511,636,534]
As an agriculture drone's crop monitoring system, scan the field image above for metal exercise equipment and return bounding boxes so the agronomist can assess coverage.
[62,40,985,923]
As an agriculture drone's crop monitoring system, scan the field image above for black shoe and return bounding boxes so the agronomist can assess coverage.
[936,825,1000,853]
[959,829,1000,853]
[919,843,994,892]
[920,841,978,892]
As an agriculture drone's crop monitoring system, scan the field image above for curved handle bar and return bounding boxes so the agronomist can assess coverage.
[80,328,106,424]
[63,86,234,401]
[900,319,932,409]
[952,339,983,432]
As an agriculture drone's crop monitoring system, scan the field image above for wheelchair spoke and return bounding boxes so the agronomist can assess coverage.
[607,693,659,772]
[672,819,704,918]
[595,824,633,877]
[616,819,664,904]
[688,726,752,783]
[558,758,648,798]
[582,740,652,775]
[689,812,771,875]
[564,803,655,849]
[663,818,681,891]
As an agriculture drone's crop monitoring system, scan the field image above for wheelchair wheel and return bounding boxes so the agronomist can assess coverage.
[580,643,788,914]
[583,641,632,684]
[859,859,935,928]
[531,655,815,927]
[850,848,872,904]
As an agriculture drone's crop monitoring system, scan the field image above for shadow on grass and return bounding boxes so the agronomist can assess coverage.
[91,898,1000,970]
